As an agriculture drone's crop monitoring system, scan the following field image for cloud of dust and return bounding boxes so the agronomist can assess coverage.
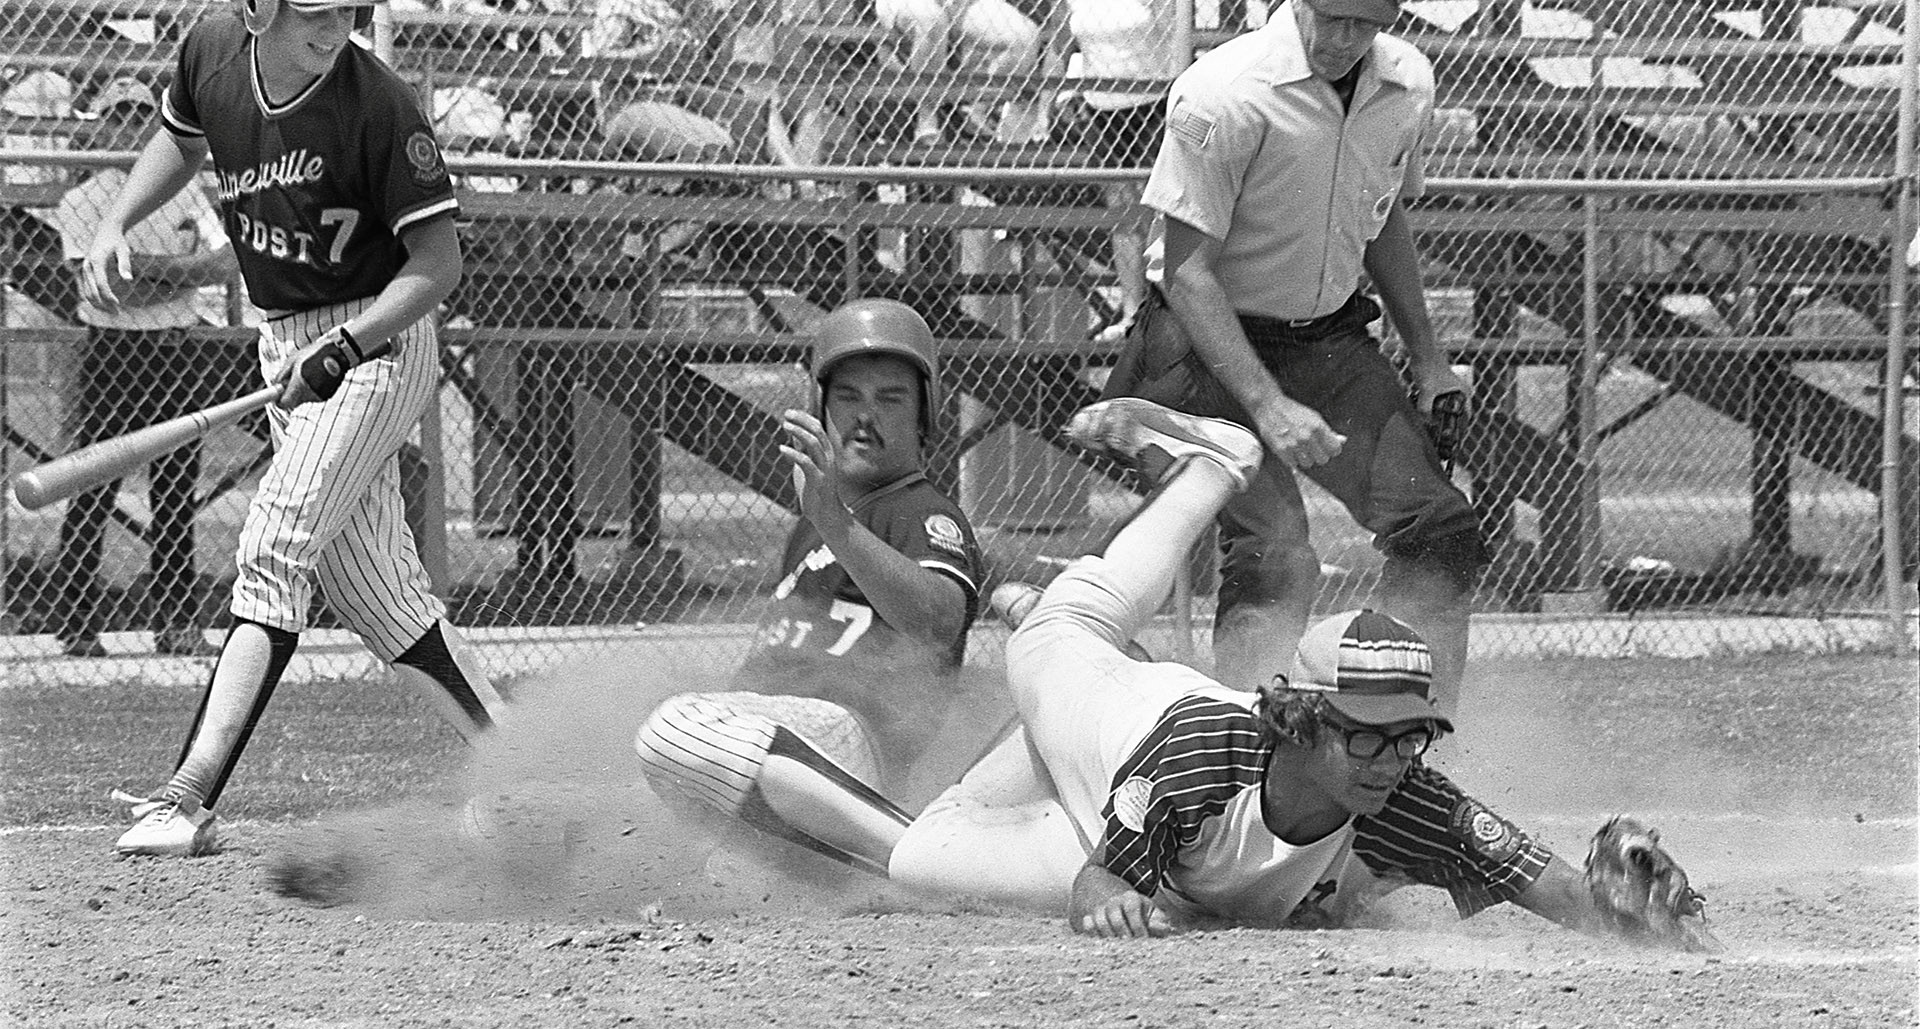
[1432,661,1905,879]
[268,655,1023,924]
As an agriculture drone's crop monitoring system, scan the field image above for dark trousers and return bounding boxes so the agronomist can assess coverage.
[53,327,227,638]
[1103,288,1488,701]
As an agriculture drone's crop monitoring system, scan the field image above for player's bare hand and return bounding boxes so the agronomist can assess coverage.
[79,232,135,312]
[1073,890,1176,939]
[1251,394,1345,469]
[778,408,848,532]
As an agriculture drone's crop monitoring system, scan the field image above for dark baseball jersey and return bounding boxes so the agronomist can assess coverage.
[735,471,984,747]
[1098,694,1552,927]
[161,11,458,312]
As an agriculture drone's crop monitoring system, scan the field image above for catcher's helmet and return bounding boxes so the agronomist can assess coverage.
[811,298,941,437]
[241,0,375,36]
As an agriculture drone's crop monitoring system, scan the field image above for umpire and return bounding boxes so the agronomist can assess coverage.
[1105,0,1484,712]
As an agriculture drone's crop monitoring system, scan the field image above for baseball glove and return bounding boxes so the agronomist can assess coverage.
[1584,816,1722,953]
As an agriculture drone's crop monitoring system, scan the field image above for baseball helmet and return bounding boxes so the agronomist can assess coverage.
[241,0,375,36]
[811,298,942,436]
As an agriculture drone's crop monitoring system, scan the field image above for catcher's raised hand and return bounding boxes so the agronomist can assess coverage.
[1584,816,1723,953]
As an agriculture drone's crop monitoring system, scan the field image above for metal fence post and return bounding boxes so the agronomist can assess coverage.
[1886,0,1917,649]
[1,301,12,635]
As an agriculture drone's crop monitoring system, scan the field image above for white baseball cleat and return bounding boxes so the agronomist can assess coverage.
[1066,398,1262,491]
[987,581,1045,631]
[112,790,217,857]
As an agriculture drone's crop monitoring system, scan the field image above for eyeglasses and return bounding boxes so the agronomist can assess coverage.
[1328,722,1433,761]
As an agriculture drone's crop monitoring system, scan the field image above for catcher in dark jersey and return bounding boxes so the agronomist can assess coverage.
[710,398,1716,949]
[81,0,504,858]
[635,299,985,873]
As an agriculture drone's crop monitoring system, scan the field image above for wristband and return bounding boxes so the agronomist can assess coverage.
[336,326,367,365]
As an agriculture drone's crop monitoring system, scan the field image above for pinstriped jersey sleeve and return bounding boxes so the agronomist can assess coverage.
[1352,763,1553,917]
[1098,696,1269,898]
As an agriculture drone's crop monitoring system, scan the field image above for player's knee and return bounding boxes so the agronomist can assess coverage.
[635,695,771,817]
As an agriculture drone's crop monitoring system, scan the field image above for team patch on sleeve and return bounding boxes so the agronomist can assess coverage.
[404,132,447,187]
[1111,776,1154,834]
[922,513,967,556]
[1449,797,1522,861]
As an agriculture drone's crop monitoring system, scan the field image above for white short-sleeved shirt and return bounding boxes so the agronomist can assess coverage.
[49,170,226,330]
[1141,1,1433,320]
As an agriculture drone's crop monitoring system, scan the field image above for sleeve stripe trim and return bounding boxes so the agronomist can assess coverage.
[392,197,460,234]
[917,560,979,595]
[161,110,204,137]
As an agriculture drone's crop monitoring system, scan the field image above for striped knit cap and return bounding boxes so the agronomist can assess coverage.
[1286,609,1452,731]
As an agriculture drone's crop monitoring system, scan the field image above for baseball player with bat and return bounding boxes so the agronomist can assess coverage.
[81,0,504,857]
[656,397,1718,951]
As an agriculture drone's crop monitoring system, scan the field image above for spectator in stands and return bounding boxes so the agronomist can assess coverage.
[3,69,77,188]
[3,70,81,327]
[1056,0,1181,337]
[433,85,525,193]
[44,77,237,658]
[1103,0,1483,714]
[391,0,525,51]
[591,0,761,164]
[874,0,1045,143]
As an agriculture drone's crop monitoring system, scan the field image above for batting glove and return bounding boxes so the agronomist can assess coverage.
[278,326,367,407]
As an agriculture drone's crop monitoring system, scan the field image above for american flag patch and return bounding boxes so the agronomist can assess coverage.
[1172,109,1215,149]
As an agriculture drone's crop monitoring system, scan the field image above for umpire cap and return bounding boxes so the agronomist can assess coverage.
[242,0,376,35]
[811,298,942,437]
[1286,609,1452,732]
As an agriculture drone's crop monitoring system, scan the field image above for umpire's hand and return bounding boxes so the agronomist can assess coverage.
[1249,393,1346,469]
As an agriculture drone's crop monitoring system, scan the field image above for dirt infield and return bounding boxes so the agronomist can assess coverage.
[3,652,1915,1027]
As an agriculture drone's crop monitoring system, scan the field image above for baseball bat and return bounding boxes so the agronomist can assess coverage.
[9,385,281,511]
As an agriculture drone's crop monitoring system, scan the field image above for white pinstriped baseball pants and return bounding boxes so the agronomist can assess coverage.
[231,298,444,661]
[636,692,883,817]
[888,555,1214,906]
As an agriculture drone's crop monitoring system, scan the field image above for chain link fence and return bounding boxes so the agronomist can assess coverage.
[3,0,1914,685]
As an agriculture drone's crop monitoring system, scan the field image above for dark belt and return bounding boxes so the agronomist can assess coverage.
[1237,292,1379,345]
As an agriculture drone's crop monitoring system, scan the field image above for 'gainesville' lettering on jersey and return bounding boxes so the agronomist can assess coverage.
[215,149,326,201]
[161,13,460,310]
